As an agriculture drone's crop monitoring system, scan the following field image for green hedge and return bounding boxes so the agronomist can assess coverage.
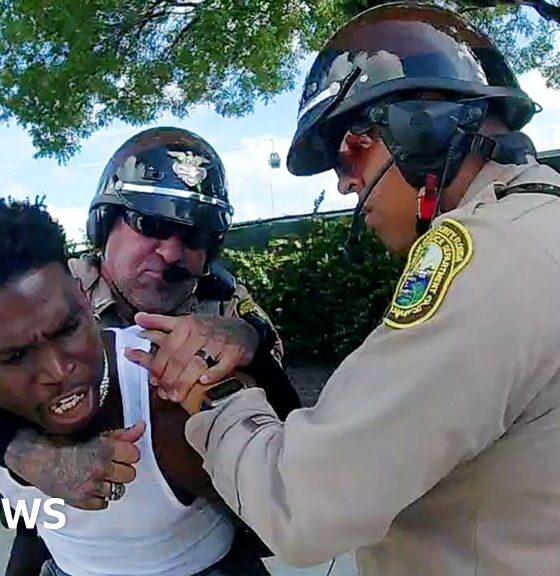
[223,216,405,365]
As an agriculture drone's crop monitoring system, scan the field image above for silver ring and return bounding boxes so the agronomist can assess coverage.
[108,482,126,501]
[194,349,218,367]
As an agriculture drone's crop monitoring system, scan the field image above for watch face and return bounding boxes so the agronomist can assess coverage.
[201,377,245,410]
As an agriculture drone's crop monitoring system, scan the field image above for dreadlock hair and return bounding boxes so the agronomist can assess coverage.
[0,196,69,288]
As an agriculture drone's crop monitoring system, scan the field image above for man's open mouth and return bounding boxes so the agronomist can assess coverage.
[50,391,87,415]
[48,386,95,426]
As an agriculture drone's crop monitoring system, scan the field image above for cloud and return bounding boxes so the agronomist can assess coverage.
[0,180,88,244]
[49,205,89,244]
[237,201,260,222]
[221,134,354,221]
[1,181,34,200]
[519,70,560,152]
[519,70,560,112]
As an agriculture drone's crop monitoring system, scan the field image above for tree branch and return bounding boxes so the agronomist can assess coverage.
[169,19,197,52]
[135,10,169,35]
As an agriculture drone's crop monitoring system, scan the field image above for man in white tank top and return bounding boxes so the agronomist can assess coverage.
[0,126,300,576]
[0,197,267,576]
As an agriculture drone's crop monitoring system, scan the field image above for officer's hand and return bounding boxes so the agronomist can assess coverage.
[4,421,145,510]
[125,312,259,404]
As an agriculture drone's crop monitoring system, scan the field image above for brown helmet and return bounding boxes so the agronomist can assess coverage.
[287,1,537,177]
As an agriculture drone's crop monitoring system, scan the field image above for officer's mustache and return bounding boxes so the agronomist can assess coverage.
[162,265,193,283]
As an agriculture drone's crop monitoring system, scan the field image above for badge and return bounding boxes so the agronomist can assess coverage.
[384,219,473,329]
[168,151,209,187]
[237,297,267,320]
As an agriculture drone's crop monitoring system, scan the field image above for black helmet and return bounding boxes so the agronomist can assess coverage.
[287,1,537,177]
[87,126,234,248]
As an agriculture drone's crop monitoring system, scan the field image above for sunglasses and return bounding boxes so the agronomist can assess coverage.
[122,210,219,250]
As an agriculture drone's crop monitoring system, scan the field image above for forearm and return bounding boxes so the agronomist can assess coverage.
[1,418,142,510]
[243,345,301,420]
[185,389,366,566]
[4,428,49,487]
[0,426,19,469]
[4,428,115,503]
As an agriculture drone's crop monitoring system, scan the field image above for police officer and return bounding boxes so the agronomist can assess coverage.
[1,127,300,575]
[72,126,298,417]
[132,4,560,575]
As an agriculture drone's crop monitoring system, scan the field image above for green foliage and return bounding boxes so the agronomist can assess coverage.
[0,0,322,161]
[223,215,405,364]
[0,0,557,161]
[341,0,559,81]
[66,233,97,259]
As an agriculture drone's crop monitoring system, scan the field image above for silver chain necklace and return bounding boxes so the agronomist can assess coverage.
[98,349,110,407]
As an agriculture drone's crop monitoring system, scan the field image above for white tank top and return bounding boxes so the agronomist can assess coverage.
[0,325,235,576]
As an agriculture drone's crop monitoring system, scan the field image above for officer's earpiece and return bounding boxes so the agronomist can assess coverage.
[85,208,102,247]
[383,101,485,155]
[206,233,225,263]
[341,99,489,258]
[370,99,487,190]
[86,206,120,249]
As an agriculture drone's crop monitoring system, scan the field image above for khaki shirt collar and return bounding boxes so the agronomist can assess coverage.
[458,156,560,209]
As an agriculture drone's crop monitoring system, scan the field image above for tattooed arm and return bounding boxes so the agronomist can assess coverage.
[4,423,144,510]
[126,312,301,421]
[126,313,260,401]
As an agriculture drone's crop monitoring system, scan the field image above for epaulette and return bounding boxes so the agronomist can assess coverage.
[496,183,560,200]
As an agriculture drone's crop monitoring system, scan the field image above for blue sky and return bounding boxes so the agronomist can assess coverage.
[1,65,559,244]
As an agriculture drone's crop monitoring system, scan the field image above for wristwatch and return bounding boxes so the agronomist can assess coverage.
[201,377,246,410]
[182,375,248,415]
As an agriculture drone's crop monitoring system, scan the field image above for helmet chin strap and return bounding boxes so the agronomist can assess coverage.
[413,128,530,235]
[415,129,468,236]
[342,157,395,263]
[342,134,461,261]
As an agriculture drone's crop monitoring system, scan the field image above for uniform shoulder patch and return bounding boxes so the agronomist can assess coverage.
[384,218,473,329]
[237,297,269,322]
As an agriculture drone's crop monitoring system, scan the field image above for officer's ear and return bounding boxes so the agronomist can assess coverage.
[68,274,88,301]
[343,131,375,152]
[479,116,510,137]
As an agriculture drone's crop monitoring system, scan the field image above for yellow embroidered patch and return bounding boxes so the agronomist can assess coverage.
[237,297,268,320]
[384,218,473,329]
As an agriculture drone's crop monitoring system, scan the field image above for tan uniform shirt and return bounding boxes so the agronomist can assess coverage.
[185,158,560,575]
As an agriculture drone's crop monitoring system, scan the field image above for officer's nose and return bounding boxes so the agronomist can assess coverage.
[336,132,369,196]
[156,234,184,264]
[38,346,75,386]
[338,175,363,196]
